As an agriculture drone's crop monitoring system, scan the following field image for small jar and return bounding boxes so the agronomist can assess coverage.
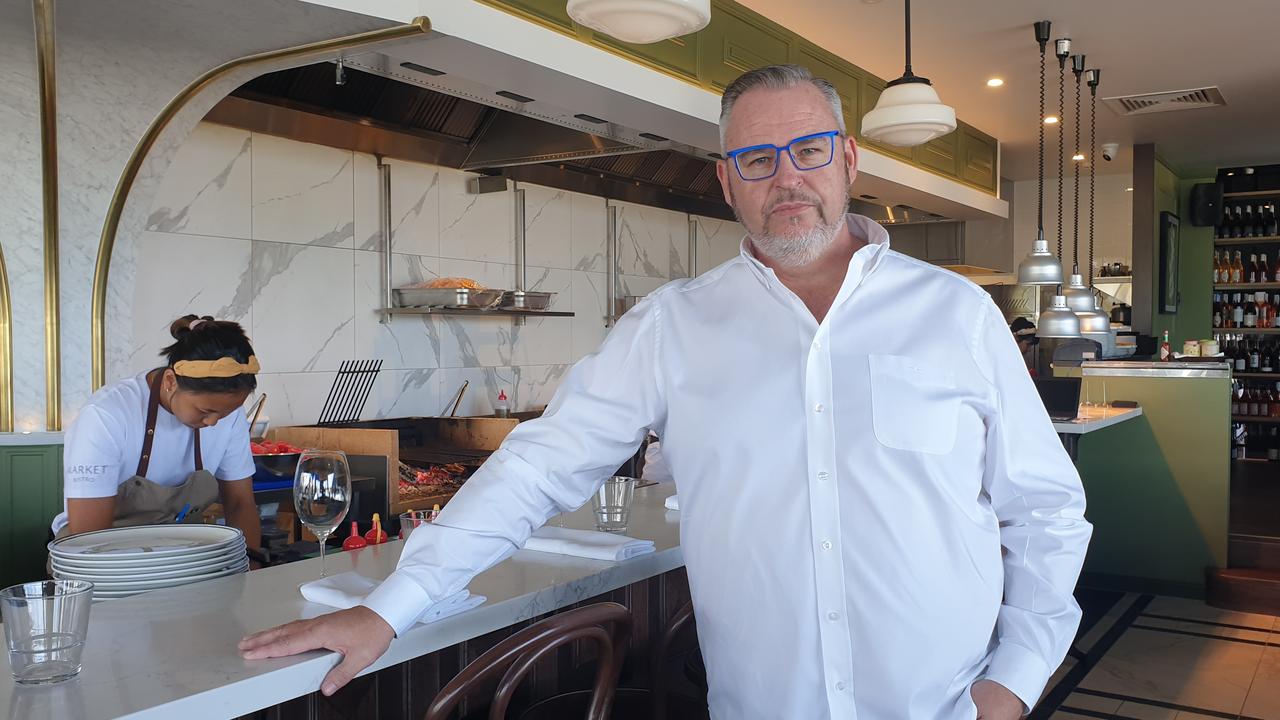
[1200,339,1220,357]
[1182,340,1200,357]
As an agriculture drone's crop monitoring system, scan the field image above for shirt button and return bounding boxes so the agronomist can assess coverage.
[813,340,822,349]
[821,540,833,550]
[828,611,840,621]
[817,471,829,481]
[814,403,825,413]
[835,681,847,691]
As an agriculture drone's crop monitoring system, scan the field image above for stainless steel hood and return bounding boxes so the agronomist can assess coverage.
[216,58,950,223]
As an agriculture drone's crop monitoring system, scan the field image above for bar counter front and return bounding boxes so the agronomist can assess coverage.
[1,485,686,720]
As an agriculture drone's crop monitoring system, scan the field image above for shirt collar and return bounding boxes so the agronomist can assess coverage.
[738,213,891,295]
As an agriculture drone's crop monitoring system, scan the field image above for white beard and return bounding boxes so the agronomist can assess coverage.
[751,215,845,268]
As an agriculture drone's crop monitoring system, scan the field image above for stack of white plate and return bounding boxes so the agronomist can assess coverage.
[49,525,248,600]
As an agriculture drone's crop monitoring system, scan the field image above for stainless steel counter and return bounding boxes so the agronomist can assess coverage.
[1081,360,1231,379]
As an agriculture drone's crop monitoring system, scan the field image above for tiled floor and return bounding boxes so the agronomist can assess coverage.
[1034,593,1280,720]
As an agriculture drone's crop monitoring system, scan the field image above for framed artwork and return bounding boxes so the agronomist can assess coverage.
[1159,211,1180,314]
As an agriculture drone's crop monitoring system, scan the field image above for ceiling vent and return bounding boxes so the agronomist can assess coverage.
[1102,86,1226,116]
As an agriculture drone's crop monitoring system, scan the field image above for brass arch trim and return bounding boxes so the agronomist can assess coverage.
[90,16,432,390]
[0,243,12,433]
[35,0,60,430]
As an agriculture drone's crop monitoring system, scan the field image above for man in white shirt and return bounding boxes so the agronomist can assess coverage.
[242,65,1091,719]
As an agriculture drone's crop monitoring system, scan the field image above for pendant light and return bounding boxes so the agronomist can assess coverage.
[567,0,710,44]
[861,0,956,147]
[1078,65,1112,338]
[1038,295,1083,338]
[1016,21,1064,286]
[1062,53,1095,314]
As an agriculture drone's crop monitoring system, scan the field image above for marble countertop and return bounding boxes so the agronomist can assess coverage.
[0,484,681,720]
[1052,405,1144,435]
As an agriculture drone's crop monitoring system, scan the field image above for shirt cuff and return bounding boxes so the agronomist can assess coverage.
[361,571,434,637]
[982,641,1052,714]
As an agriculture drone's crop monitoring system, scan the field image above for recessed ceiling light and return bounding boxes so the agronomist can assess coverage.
[1125,187,1134,192]
[1072,153,1085,161]
[1044,116,1059,124]
[986,78,1004,87]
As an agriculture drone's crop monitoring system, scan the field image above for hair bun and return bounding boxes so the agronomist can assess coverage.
[169,314,215,339]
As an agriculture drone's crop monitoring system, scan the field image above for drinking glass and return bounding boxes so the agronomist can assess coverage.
[593,476,637,533]
[294,449,352,578]
[1,579,94,684]
[399,510,431,541]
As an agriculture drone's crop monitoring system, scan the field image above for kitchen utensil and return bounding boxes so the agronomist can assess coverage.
[246,393,267,439]
[1,580,94,684]
[293,449,352,578]
[441,380,469,417]
[592,476,637,533]
[393,287,503,309]
[317,360,382,425]
[499,291,555,310]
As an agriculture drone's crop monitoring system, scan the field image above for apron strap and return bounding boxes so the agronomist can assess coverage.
[137,370,205,477]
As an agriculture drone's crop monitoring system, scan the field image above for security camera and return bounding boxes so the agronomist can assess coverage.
[1101,143,1119,162]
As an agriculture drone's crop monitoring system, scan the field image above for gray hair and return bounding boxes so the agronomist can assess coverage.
[719,64,846,152]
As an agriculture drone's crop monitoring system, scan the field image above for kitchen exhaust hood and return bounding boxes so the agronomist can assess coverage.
[211,53,957,223]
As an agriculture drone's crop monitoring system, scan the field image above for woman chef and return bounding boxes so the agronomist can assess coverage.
[50,315,262,559]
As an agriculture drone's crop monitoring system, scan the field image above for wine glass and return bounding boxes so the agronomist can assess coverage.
[293,449,352,578]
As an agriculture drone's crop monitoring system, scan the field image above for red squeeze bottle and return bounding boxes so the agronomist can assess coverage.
[342,521,367,550]
[364,513,388,544]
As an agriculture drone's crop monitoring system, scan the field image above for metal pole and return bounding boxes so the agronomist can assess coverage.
[378,157,392,323]
[513,185,527,327]
[34,0,60,430]
[687,217,698,278]
[605,204,618,327]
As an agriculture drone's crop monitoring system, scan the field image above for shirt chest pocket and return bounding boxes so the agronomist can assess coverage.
[868,354,961,455]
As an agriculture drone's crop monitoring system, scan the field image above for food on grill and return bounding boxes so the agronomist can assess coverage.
[251,440,302,455]
[398,461,467,499]
[417,277,485,290]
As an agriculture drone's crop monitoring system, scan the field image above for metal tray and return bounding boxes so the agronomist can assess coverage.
[393,287,504,309]
[499,291,556,311]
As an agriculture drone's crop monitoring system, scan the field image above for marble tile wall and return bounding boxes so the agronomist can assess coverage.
[111,123,744,427]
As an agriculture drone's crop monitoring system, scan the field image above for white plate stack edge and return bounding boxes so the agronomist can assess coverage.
[49,525,248,600]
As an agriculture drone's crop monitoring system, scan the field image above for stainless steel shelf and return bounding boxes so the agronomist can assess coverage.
[378,307,575,318]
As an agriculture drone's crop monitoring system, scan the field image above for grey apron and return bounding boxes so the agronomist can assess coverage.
[55,370,219,540]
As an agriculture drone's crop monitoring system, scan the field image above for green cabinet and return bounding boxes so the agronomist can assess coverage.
[482,0,578,34]
[595,35,700,82]
[914,129,960,177]
[701,0,792,91]
[792,42,862,138]
[474,0,1001,195]
[0,444,62,588]
[959,123,998,191]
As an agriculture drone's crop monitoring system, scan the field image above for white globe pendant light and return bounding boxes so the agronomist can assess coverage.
[1016,21,1064,286]
[567,0,710,44]
[861,0,956,147]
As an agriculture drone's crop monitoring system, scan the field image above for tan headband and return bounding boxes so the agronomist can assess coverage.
[173,356,261,378]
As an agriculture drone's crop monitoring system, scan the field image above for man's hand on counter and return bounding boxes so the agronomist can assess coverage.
[239,606,394,696]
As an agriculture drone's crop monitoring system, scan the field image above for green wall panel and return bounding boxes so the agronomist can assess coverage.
[701,1,792,91]
[0,444,63,588]
[914,129,960,177]
[1072,375,1229,593]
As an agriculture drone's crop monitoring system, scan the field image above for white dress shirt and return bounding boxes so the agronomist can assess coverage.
[364,213,1092,719]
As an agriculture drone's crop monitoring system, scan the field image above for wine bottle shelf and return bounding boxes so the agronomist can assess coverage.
[1233,415,1280,424]
[1234,373,1280,379]
[1215,283,1280,290]
[1213,328,1280,334]
[1224,190,1280,199]
[1215,236,1280,245]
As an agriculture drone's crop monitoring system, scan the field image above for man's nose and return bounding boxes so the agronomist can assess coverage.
[772,151,806,186]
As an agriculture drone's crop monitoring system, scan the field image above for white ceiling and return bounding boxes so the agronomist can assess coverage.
[739,0,1280,181]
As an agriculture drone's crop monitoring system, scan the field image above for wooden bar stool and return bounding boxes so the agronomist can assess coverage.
[424,602,633,720]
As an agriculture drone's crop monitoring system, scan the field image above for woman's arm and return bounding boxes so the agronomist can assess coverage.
[65,496,118,535]
[219,477,261,564]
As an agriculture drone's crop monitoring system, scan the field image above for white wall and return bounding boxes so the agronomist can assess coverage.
[109,122,744,426]
[1011,173,1134,277]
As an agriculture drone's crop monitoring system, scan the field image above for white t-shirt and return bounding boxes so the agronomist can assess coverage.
[51,371,257,534]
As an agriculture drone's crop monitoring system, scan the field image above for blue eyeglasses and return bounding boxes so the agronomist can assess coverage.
[724,130,842,181]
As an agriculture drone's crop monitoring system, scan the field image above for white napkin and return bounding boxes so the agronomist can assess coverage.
[523,526,655,561]
[300,572,485,625]
[664,495,679,511]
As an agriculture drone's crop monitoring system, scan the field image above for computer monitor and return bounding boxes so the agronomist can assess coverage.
[1033,377,1081,422]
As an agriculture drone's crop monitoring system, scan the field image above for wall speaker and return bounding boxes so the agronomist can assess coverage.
[1188,182,1223,227]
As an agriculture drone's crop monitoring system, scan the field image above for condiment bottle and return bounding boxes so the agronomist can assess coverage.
[342,521,367,550]
[430,503,442,521]
[495,390,510,418]
[364,513,388,544]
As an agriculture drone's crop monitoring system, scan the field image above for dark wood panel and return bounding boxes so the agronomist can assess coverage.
[1206,567,1280,615]
[236,568,695,720]
[1229,459,1280,539]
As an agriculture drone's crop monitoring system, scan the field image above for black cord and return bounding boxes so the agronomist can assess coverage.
[1037,46,1046,237]
[1057,58,1066,259]
[904,0,913,76]
[1089,83,1097,286]
[1073,68,1082,274]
